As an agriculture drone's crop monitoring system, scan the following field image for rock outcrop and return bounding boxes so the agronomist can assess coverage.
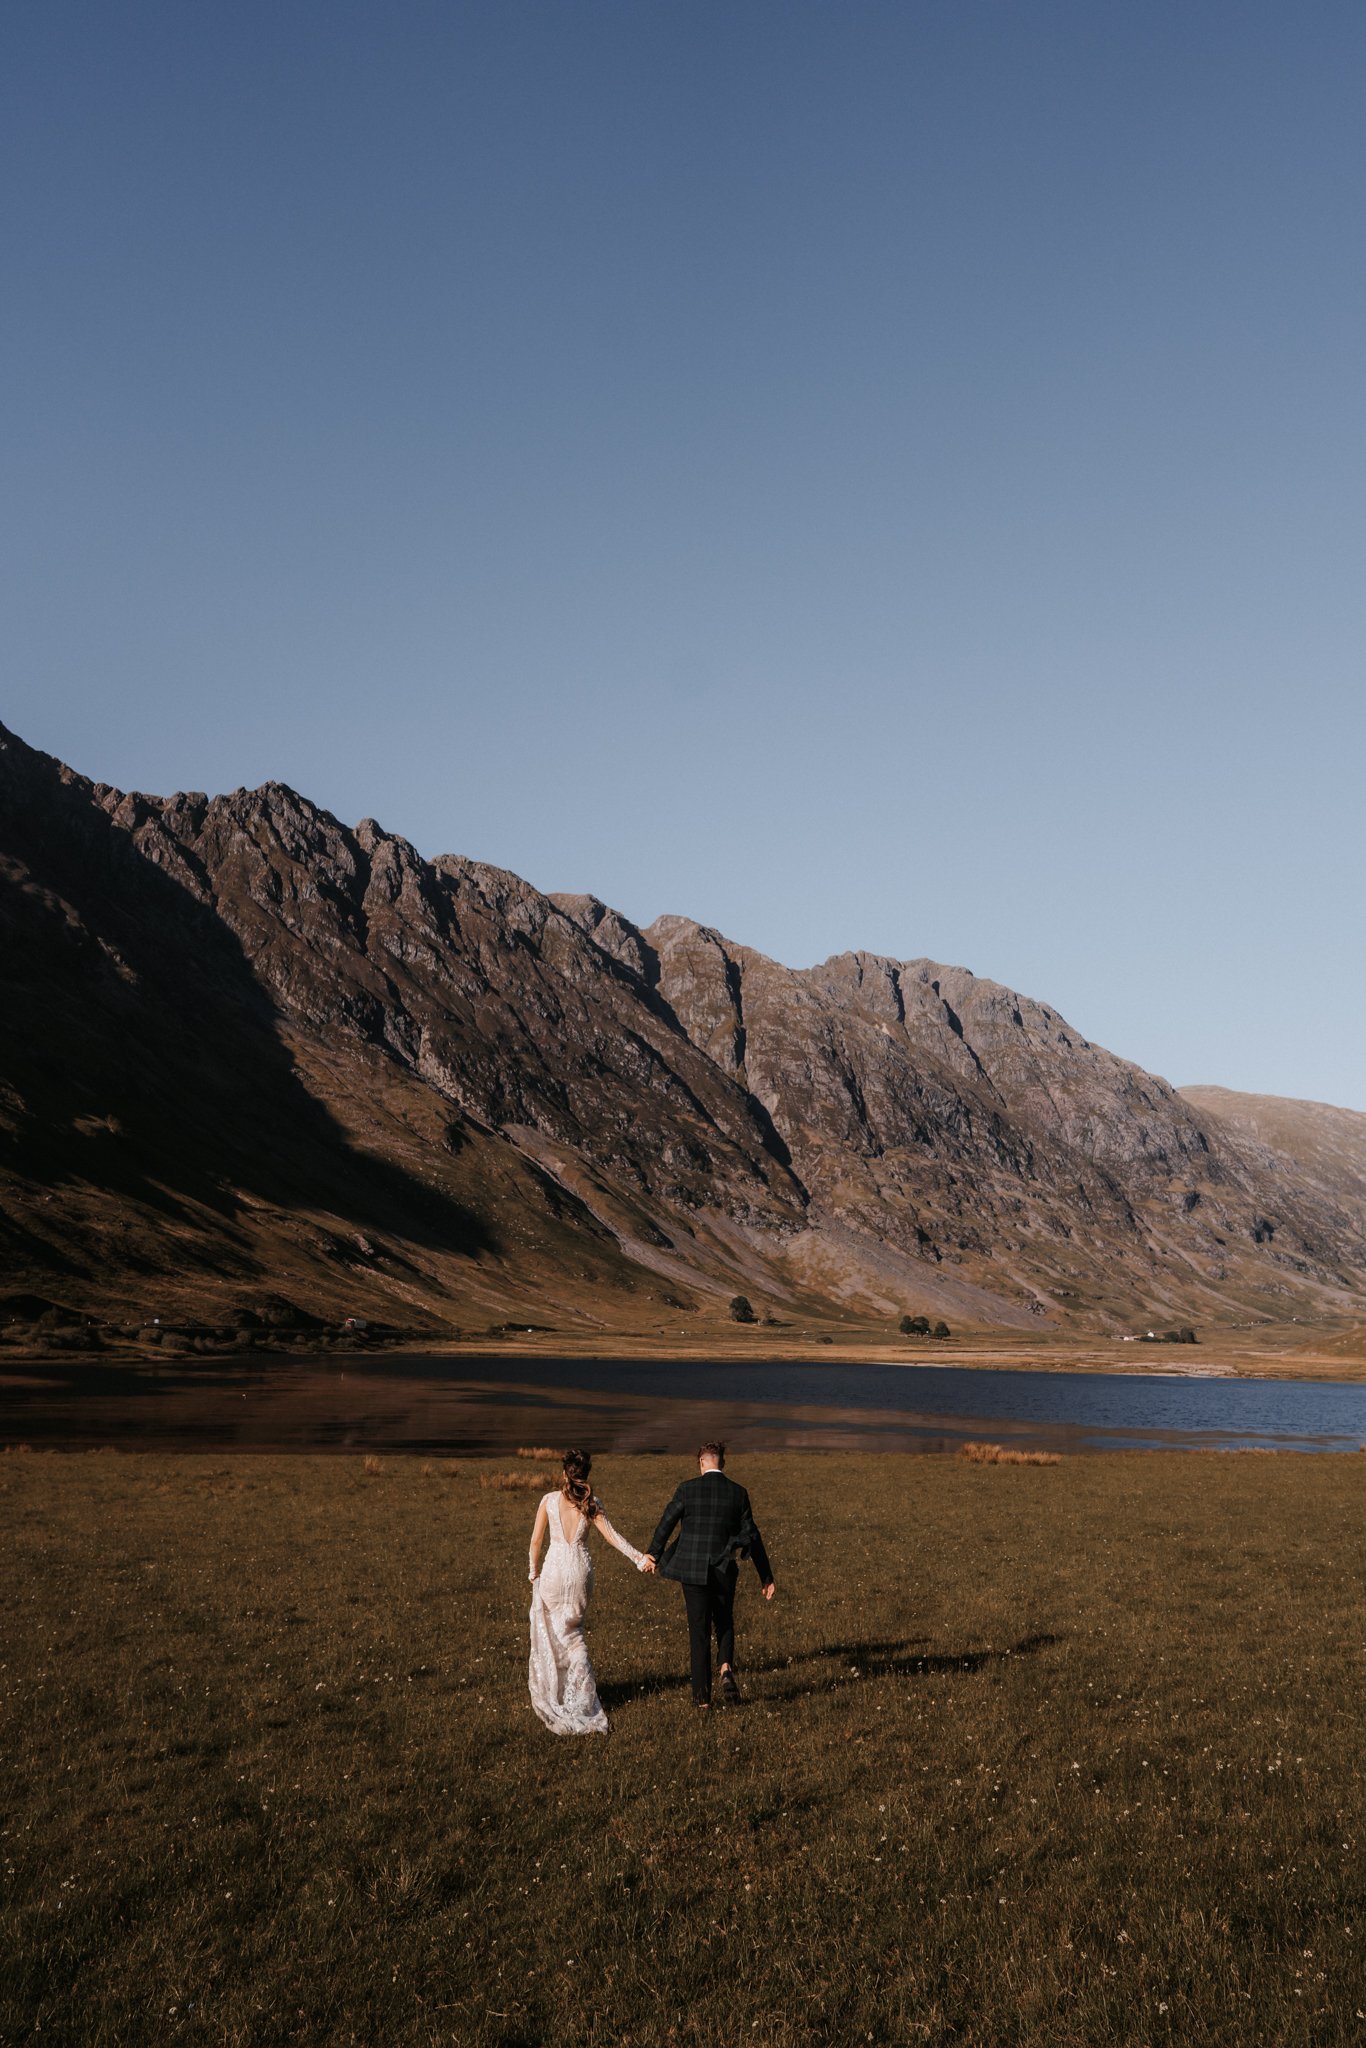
[2,720,1363,1333]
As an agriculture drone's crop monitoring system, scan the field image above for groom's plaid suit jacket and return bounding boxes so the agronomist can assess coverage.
[647,1472,772,1588]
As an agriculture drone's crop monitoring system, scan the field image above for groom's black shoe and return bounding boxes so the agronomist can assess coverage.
[720,1668,741,1705]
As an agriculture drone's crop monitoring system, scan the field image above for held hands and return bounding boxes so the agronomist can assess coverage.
[638,1555,657,1574]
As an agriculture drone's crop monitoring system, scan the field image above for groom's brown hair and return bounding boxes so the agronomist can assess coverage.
[697,1440,726,1467]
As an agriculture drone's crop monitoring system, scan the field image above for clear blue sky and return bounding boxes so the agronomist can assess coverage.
[4,3,1363,1108]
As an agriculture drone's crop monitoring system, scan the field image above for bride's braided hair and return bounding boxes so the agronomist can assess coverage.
[560,1448,599,1520]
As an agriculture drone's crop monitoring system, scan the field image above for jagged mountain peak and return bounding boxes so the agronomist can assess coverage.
[2,722,1363,1334]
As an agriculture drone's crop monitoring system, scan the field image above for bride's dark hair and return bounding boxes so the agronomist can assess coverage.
[560,1448,598,1519]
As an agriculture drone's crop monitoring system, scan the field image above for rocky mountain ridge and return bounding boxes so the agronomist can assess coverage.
[3,720,1363,1335]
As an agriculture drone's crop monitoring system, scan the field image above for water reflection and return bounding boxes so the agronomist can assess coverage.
[0,1354,1362,1454]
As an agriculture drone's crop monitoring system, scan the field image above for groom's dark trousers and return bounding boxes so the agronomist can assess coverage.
[682,1565,737,1706]
[647,1472,772,1705]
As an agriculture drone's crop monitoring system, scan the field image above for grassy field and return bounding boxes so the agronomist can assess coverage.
[2,1450,1363,2047]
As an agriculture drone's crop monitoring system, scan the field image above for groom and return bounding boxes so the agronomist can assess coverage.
[642,1441,775,1708]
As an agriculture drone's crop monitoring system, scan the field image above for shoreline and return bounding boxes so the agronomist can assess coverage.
[5,1335,1363,1383]
[2,1441,1361,1459]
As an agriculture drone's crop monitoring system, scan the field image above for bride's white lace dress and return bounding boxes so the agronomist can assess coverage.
[528,1492,645,1735]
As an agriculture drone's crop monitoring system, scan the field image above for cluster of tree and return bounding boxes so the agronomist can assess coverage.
[728,1293,955,1338]
[1138,1327,1198,1344]
[899,1314,951,1339]
[727,1296,785,1327]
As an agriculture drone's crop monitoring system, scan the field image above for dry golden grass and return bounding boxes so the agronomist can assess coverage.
[2,1452,1363,2047]
[479,1468,555,1492]
[960,1441,1062,1465]
[361,1452,383,1476]
[516,1445,560,1460]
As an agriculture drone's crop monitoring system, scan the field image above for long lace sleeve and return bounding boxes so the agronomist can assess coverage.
[592,1504,646,1569]
[529,1495,549,1582]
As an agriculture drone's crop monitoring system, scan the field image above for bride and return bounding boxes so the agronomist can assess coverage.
[528,1448,648,1734]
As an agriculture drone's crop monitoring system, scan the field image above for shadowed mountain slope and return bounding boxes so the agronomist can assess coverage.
[2,722,1364,1334]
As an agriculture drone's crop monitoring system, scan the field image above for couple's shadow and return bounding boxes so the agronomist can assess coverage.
[598,1630,1058,1711]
